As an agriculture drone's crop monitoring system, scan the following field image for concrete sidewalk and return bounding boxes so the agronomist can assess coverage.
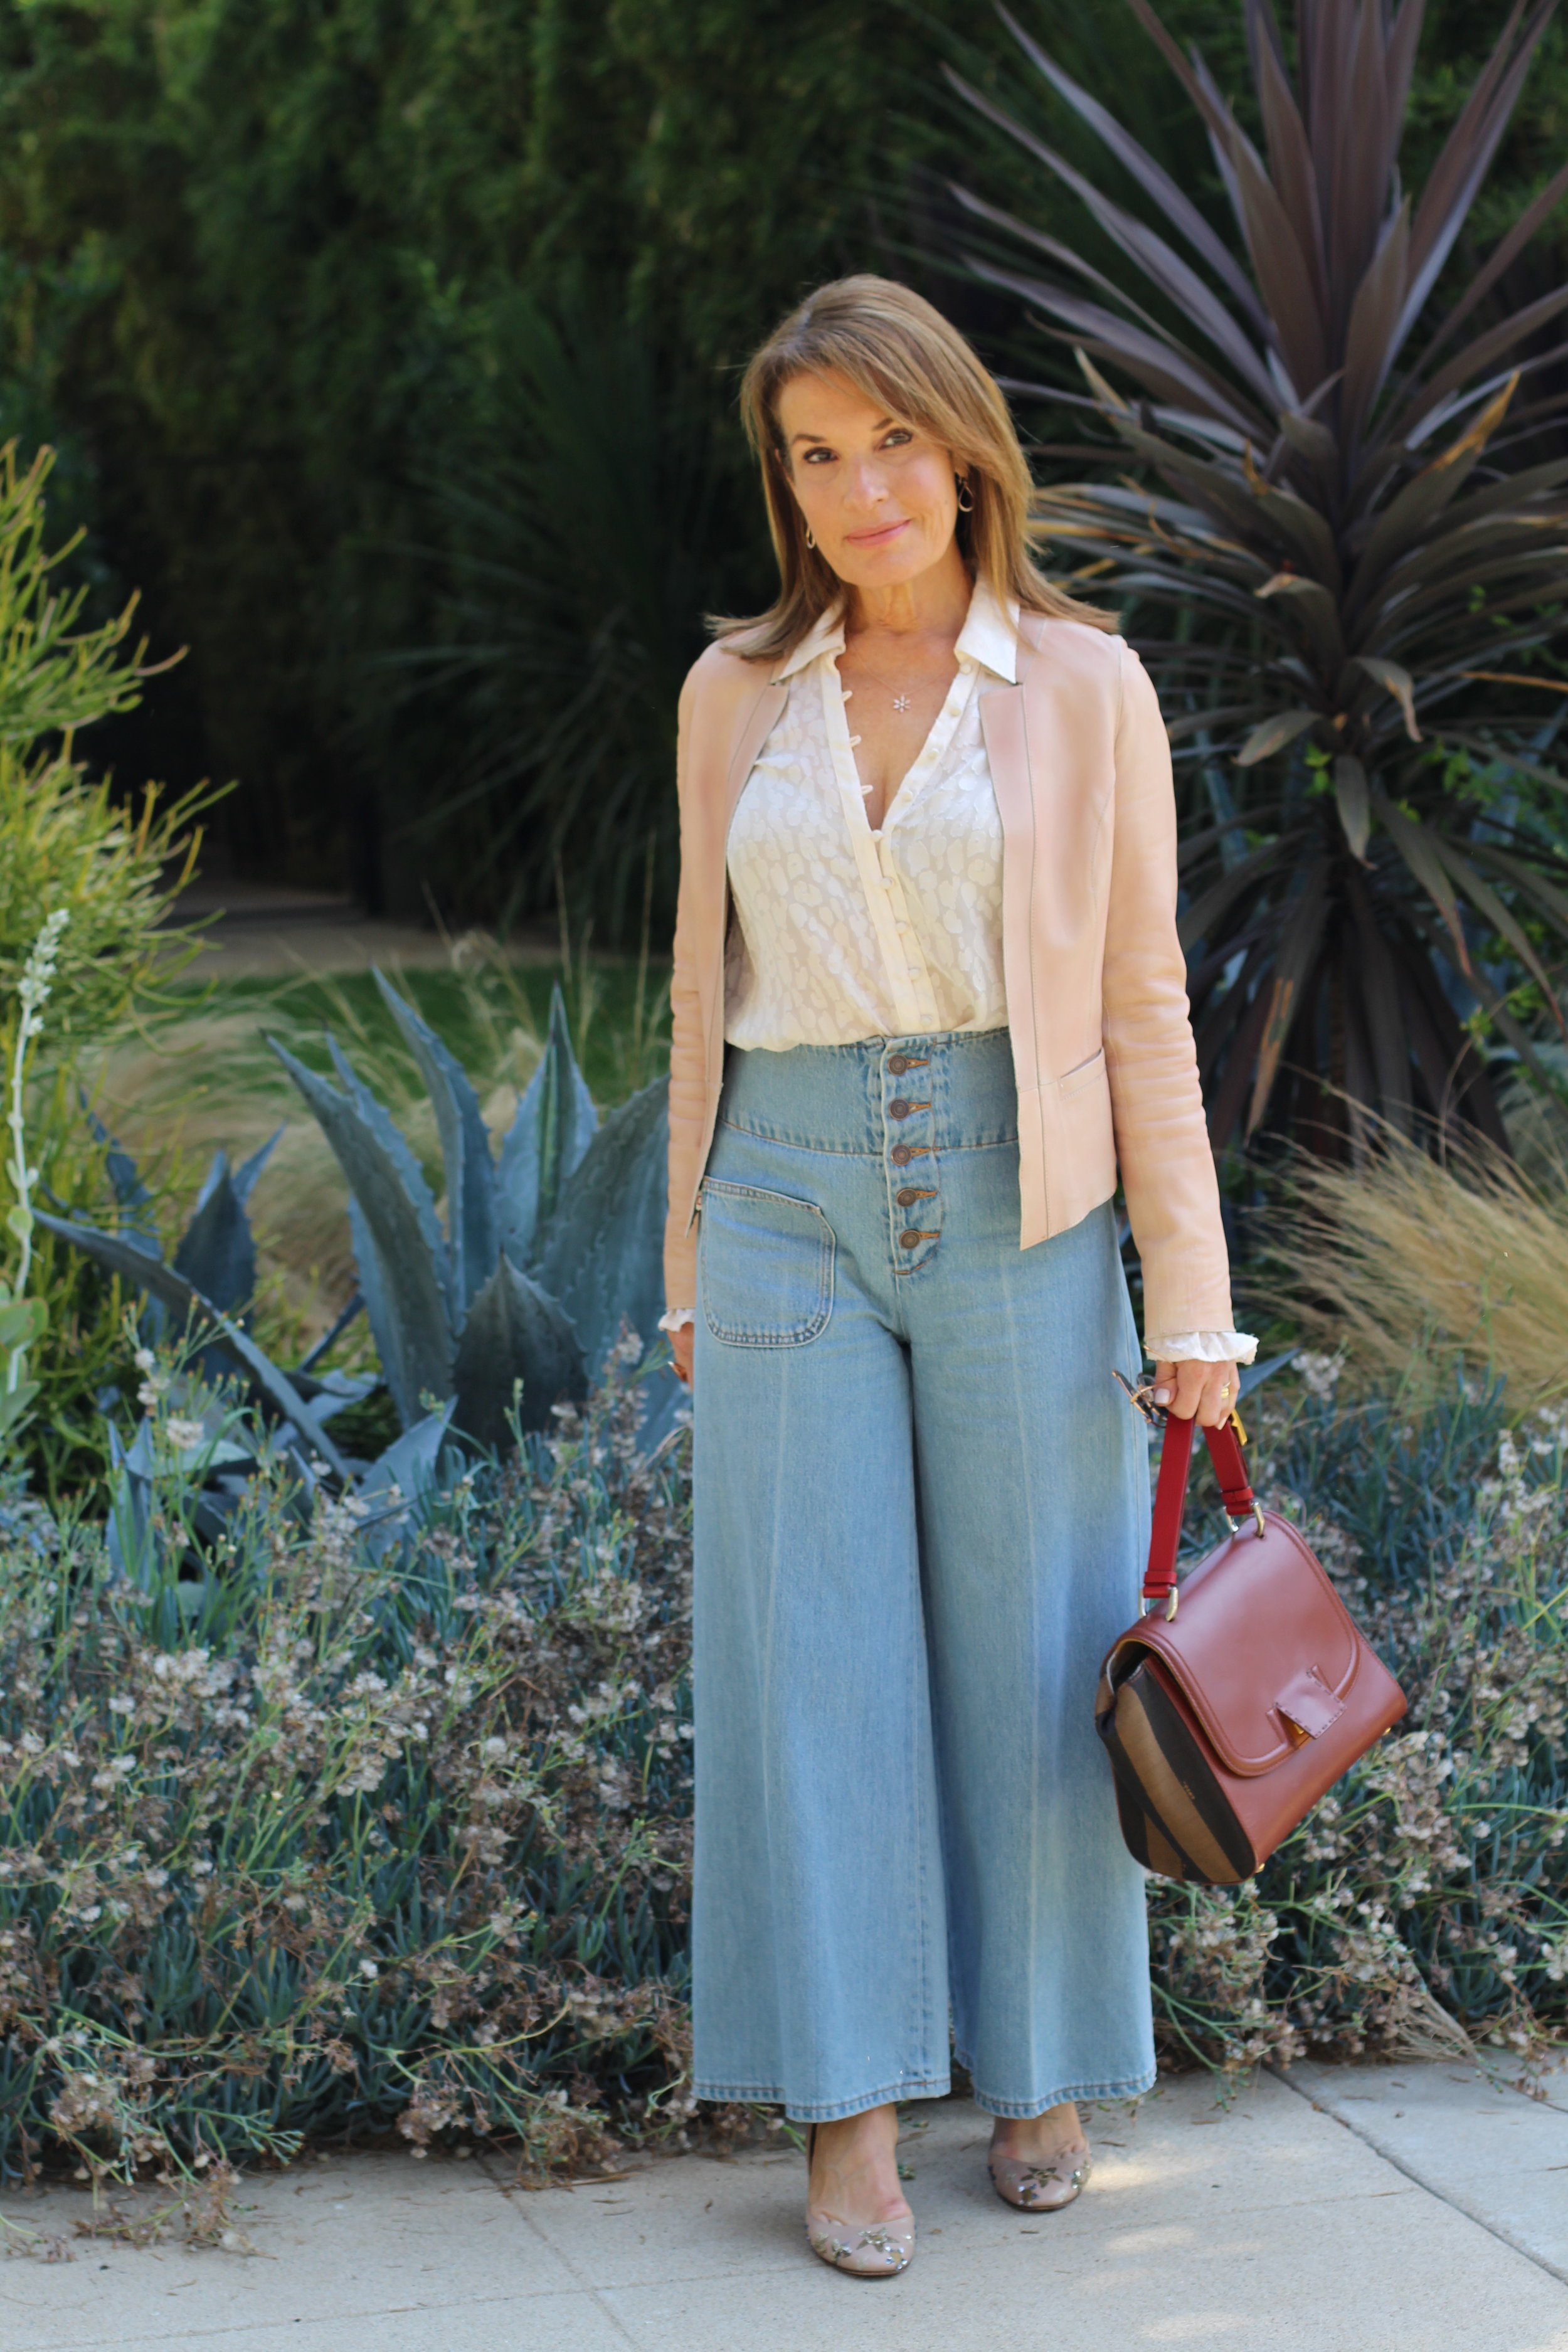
[3,2060,1567,2352]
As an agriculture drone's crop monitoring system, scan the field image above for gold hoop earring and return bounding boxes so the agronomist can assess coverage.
[956,478,974,513]
[805,525,817,550]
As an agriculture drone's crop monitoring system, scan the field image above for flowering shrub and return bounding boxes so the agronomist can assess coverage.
[0,1341,701,2215]
[3,1345,1563,2240]
[1150,1370,1568,2077]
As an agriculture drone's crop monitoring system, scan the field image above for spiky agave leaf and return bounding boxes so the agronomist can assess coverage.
[452,1254,588,1448]
[531,1077,669,1379]
[371,968,499,1320]
[950,0,1568,1152]
[172,1132,281,1322]
[33,1210,351,1477]
[268,1039,452,1430]
[497,983,598,1266]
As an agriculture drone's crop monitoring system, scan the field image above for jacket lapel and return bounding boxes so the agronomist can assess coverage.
[697,677,789,1072]
[980,675,1049,1226]
[979,677,1040,1084]
[726,680,788,825]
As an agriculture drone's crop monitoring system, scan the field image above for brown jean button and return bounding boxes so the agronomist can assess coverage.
[887,1098,911,1120]
[887,1053,910,1076]
[890,1143,913,1165]
[896,1187,921,1206]
[899,1229,924,1248]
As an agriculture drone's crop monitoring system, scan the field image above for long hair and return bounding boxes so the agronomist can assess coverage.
[716,275,1114,662]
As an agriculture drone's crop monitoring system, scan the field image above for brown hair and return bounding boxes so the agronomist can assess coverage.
[716,274,1114,662]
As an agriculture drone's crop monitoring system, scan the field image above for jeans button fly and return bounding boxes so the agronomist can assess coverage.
[899,1229,923,1249]
[890,1143,913,1165]
[887,1054,909,1076]
[887,1098,911,1120]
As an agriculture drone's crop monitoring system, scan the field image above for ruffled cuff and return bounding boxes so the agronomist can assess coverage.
[1146,1330,1258,1365]
[658,1306,696,1335]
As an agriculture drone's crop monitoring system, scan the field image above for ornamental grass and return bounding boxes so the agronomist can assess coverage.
[1270,1125,1568,1412]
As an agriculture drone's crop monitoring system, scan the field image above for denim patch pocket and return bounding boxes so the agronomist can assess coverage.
[699,1179,834,1347]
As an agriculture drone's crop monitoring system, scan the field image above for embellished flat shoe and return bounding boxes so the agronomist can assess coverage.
[988,2140,1091,2212]
[805,2125,916,2277]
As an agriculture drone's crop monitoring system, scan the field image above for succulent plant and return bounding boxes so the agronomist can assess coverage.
[267,972,673,1448]
[41,972,676,1482]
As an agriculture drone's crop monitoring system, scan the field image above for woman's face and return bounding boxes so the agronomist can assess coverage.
[775,369,961,594]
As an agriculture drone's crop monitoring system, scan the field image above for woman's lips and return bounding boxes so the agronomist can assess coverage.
[842,518,909,548]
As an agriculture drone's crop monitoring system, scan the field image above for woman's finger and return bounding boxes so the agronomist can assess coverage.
[1153,1360,1206,1420]
[1152,1359,1239,1425]
[1196,1360,1240,1428]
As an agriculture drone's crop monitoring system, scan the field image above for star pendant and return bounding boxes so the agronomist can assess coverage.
[893,693,911,712]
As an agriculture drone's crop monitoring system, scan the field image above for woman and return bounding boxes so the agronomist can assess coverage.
[659,276,1254,2277]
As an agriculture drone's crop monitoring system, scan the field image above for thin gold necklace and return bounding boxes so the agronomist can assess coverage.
[840,656,926,715]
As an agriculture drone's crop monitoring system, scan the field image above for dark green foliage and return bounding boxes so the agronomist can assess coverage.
[1,1,1567,935]
[0,0,1248,928]
[953,0,1568,1157]
[390,295,760,940]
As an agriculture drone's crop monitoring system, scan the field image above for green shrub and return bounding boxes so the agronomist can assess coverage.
[1151,1370,1568,2072]
[0,440,221,1498]
[0,1346,698,2207]
[3,1351,1563,2232]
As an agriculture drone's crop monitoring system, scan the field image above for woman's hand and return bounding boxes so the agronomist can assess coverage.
[1152,1359,1238,1429]
[672,1323,695,1387]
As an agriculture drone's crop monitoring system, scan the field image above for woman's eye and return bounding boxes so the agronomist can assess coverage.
[802,446,835,465]
[882,428,914,448]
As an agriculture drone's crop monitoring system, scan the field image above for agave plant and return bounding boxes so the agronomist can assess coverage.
[269,972,674,1451]
[950,0,1568,1153]
[41,973,676,1481]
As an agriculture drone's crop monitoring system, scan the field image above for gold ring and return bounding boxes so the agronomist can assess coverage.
[1219,1383,1232,1398]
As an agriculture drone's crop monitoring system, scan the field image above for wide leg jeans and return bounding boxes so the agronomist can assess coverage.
[691,1028,1157,2122]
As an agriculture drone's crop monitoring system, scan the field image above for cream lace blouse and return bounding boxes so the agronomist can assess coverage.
[668,580,1254,1370]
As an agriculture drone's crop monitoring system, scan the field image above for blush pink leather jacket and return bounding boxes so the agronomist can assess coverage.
[664,607,1237,1343]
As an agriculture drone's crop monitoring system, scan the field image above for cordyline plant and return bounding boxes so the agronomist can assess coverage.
[950,0,1568,1153]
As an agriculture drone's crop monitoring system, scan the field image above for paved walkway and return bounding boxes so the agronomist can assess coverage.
[4,2059,1567,2351]
[166,877,559,980]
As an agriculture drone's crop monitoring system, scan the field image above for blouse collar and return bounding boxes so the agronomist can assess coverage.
[773,574,1020,684]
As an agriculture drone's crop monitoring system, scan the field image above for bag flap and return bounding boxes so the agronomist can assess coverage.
[1109,1510,1364,1776]
[1277,1665,1346,1741]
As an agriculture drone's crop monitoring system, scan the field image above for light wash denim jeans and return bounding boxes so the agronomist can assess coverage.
[691,1028,1157,2123]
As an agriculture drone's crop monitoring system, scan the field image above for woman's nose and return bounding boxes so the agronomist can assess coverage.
[843,457,889,509]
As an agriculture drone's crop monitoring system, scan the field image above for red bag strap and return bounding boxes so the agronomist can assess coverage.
[1142,1412,1258,1616]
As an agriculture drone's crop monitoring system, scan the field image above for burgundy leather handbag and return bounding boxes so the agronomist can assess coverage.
[1096,1400,1407,1885]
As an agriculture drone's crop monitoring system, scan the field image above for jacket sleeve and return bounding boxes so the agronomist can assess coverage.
[662,660,707,1315]
[1101,642,1237,1343]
